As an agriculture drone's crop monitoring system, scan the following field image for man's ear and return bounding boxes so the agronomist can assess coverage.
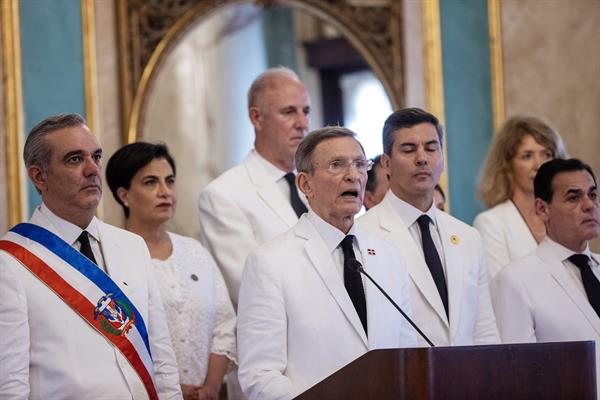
[248,106,262,131]
[297,171,314,199]
[534,197,550,222]
[28,165,47,193]
[381,153,391,176]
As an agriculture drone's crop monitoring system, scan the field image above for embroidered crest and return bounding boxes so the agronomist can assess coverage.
[94,293,136,336]
[367,248,376,255]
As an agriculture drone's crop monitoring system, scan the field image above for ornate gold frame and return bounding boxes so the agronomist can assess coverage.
[117,0,405,143]
[82,0,99,135]
[1,0,25,226]
[421,0,449,206]
[488,0,505,132]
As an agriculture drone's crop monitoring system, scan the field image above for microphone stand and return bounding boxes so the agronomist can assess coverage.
[348,259,435,347]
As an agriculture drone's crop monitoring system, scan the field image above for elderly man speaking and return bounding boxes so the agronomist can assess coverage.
[236,126,417,400]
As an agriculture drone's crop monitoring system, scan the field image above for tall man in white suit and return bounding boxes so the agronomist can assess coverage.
[198,67,311,308]
[237,127,418,400]
[0,114,182,399]
[491,158,600,391]
[359,108,499,346]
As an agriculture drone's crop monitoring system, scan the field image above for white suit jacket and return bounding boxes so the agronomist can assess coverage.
[0,208,182,400]
[358,192,500,347]
[474,200,537,278]
[237,215,418,400]
[198,150,298,307]
[491,239,600,392]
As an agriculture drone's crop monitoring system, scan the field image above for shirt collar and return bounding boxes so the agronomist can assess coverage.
[253,149,290,181]
[39,203,100,245]
[306,209,358,253]
[543,236,593,262]
[387,191,438,227]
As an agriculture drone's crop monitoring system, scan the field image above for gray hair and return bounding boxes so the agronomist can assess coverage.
[247,66,301,109]
[23,113,87,171]
[295,126,364,173]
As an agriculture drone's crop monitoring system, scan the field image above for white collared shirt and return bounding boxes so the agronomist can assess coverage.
[544,236,600,297]
[39,203,106,271]
[253,149,308,209]
[386,191,447,276]
[306,210,365,282]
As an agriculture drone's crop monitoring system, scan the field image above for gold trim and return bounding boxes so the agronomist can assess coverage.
[81,0,99,135]
[117,0,132,143]
[81,0,104,219]
[120,1,404,144]
[488,0,505,132]
[2,0,25,226]
[421,0,449,207]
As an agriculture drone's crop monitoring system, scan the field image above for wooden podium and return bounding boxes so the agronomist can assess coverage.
[295,341,596,399]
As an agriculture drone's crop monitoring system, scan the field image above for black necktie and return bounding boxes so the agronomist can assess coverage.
[340,235,368,336]
[416,215,449,318]
[569,254,600,318]
[77,231,97,265]
[283,173,308,217]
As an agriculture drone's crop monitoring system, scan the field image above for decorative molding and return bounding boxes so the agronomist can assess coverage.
[1,0,25,226]
[82,0,99,135]
[117,0,404,143]
[488,0,505,132]
[421,0,449,206]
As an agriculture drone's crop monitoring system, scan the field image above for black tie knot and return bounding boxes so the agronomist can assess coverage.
[568,253,600,318]
[283,172,296,185]
[416,214,432,230]
[283,173,308,217]
[77,230,97,265]
[569,254,591,270]
[340,235,356,259]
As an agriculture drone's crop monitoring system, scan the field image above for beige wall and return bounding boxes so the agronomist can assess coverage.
[501,0,600,250]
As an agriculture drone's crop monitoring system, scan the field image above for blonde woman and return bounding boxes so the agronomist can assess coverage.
[106,142,236,400]
[474,116,567,277]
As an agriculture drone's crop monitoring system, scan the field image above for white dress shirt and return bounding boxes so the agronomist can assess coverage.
[39,203,106,271]
[306,210,365,282]
[543,237,600,297]
[386,193,447,275]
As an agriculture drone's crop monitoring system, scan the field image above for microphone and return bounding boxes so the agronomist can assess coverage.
[347,259,435,347]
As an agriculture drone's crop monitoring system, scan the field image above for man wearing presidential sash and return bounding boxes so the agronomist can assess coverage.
[0,114,182,399]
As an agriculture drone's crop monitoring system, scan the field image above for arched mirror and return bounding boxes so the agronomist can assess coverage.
[119,1,404,237]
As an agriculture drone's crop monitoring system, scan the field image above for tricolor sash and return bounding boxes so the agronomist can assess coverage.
[0,223,159,400]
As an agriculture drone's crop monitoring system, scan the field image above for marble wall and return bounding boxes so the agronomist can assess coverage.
[501,0,600,250]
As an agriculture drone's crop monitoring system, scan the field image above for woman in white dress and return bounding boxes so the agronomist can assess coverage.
[474,116,568,278]
[106,142,236,400]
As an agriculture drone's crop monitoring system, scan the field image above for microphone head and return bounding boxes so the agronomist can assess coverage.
[346,259,364,273]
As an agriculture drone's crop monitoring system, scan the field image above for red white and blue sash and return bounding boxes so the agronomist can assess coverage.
[0,223,159,400]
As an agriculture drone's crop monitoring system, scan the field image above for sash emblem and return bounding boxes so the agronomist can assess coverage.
[94,293,136,336]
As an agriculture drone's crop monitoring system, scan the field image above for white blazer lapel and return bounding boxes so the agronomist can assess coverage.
[436,214,463,337]
[96,222,138,298]
[378,199,448,326]
[245,152,297,227]
[538,243,600,336]
[296,219,369,347]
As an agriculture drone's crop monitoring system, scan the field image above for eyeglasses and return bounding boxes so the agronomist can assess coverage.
[314,158,374,175]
